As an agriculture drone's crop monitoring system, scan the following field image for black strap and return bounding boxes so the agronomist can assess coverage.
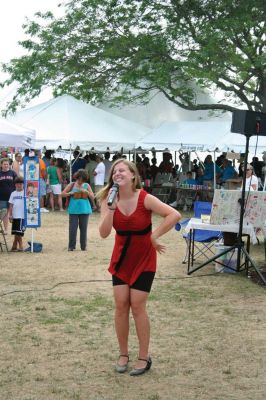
[114,224,152,272]
[116,224,152,237]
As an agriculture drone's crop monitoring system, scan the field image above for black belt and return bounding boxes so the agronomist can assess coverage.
[114,224,152,272]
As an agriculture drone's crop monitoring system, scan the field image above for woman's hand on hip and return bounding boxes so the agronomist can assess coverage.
[151,236,166,254]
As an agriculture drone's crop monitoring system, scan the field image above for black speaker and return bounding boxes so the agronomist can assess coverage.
[231,110,266,136]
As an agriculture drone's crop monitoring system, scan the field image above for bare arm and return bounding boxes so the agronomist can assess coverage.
[8,203,13,220]
[144,194,181,253]
[56,167,63,183]
[62,182,74,198]
[12,161,19,175]
[86,184,95,201]
[41,168,47,180]
[81,183,96,207]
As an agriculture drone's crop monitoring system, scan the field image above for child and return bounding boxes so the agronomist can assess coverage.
[8,176,26,251]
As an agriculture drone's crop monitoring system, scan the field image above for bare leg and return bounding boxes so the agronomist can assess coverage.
[58,194,63,211]
[113,285,130,365]
[49,192,55,211]
[3,212,8,232]
[17,236,23,250]
[130,288,150,369]
[12,237,18,250]
[40,196,45,208]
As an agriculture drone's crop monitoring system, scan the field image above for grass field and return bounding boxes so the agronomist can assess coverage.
[0,211,265,400]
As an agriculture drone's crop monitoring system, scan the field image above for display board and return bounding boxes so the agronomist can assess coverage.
[210,189,266,228]
[24,156,41,228]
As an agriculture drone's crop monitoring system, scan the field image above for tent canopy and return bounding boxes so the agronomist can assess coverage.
[136,120,231,152]
[215,132,266,153]
[9,95,150,151]
[137,119,266,153]
[0,118,35,149]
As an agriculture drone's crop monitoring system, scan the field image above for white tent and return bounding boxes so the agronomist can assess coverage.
[9,95,150,151]
[216,132,266,153]
[0,118,35,149]
[136,120,231,151]
[137,119,266,153]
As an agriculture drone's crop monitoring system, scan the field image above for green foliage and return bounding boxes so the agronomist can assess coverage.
[1,0,265,114]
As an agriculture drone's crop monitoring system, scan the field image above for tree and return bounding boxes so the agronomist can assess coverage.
[1,0,265,115]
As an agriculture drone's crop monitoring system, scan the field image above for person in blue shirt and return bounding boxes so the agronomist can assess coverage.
[202,155,221,182]
[62,169,95,251]
[183,171,197,185]
[195,167,204,185]
[217,159,238,184]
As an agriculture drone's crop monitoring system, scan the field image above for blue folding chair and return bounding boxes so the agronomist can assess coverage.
[175,201,222,266]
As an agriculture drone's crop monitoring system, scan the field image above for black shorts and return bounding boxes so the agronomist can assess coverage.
[11,219,25,236]
[112,271,155,293]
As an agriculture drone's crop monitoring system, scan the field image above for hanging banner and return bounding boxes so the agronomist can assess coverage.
[24,156,41,228]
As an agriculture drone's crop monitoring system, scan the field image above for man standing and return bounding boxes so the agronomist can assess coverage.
[71,150,86,180]
[0,158,17,233]
[103,151,112,184]
[93,155,105,210]
[36,151,49,212]
[85,153,97,192]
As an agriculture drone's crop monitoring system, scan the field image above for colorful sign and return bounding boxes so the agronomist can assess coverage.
[24,156,41,227]
[210,189,266,228]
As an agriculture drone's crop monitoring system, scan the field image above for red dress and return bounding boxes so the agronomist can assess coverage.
[108,189,157,285]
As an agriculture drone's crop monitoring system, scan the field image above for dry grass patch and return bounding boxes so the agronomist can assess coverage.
[0,211,265,400]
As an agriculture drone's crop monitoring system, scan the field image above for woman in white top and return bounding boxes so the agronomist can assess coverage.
[12,152,24,177]
[242,164,258,191]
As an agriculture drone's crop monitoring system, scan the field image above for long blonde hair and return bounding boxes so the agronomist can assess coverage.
[96,158,142,203]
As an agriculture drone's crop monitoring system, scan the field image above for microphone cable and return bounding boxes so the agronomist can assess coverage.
[0,271,228,298]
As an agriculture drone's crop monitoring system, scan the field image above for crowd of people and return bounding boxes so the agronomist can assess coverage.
[168,153,263,209]
[0,148,264,239]
[0,148,110,250]
[0,149,264,234]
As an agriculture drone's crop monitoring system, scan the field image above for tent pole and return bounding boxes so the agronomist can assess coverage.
[69,144,72,183]
[31,229,34,253]
[213,149,216,188]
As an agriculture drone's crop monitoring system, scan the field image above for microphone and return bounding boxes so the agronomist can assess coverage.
[107,183,119,206]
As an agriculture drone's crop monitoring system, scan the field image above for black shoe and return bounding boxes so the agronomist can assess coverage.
[68,248,75,251]
[129,357,152,376]
[115,354,129,373]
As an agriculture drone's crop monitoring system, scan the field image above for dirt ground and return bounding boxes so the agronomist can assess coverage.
[0,210,266,400]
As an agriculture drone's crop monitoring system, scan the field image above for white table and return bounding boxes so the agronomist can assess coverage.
[185,218,256,274]
[186,218,256,244]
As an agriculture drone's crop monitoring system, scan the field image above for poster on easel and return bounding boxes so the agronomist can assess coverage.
[24,156,41,228]
[244,192,266,227]
[210,189,266,228]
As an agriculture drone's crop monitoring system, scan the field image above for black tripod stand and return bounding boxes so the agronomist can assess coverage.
[188,111,266,286]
